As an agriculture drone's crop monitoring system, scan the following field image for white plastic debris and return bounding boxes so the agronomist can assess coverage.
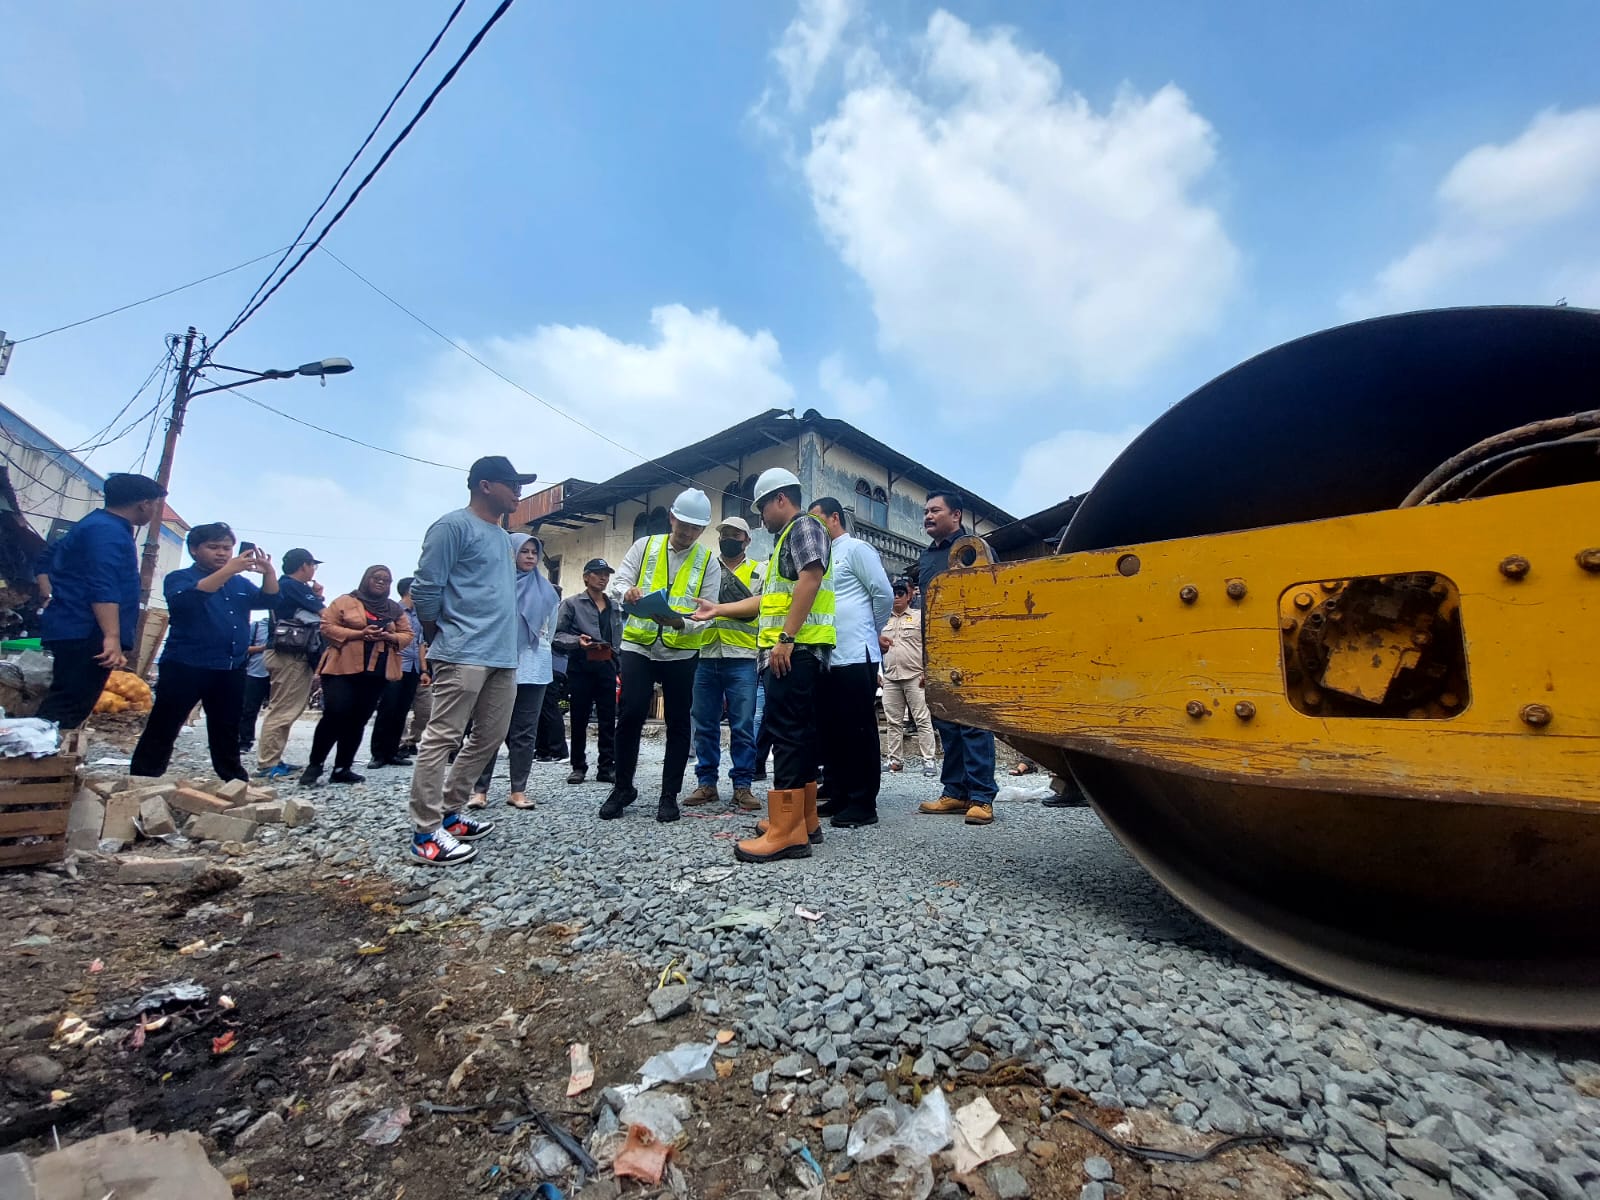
[847,1089,953,1200]
[950,1094,1017,1173]
[638,1041,717,1088]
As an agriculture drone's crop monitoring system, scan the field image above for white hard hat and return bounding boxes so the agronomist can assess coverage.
[669,488,712,526]
[716,516,751,535]
[751,467,800,514]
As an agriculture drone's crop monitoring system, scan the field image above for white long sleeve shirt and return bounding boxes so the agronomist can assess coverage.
[827,533,893,665]
[614,535,722,663]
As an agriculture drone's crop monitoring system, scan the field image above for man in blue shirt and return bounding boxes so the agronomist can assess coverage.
[238,614,272,752]
[37,473,167,730]
[131,522,278,781]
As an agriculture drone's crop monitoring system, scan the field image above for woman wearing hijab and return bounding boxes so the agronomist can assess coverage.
[470,534,560,809]
[302,566,413,787]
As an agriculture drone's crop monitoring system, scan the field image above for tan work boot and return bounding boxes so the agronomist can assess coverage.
[964,802,994,825]
[756,780,823,844]
[684,784,719,807]
[735,788,813,864]
[732,786,760,811]
[919,795,969,815]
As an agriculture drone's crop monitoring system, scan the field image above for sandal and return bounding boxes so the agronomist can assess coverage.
[1009,762,1037,776]
[506,793,536,810]
[466,793,489,809]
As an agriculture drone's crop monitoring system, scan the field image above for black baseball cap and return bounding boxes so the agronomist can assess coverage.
[583,558,614,574]
[892,578,911,594]
[283,547,323,573]
[468,455,537,488]
[103,473,167,506]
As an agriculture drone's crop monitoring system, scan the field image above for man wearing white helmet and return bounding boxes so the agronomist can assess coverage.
[691,466,833,864]
[604,487,721,823]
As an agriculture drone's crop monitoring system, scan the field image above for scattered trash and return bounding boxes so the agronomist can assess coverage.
[951,1095,1017,1174]
[357,1105,412,1146]
[848,1088,953,1200]
[715,1029,735,1045]
[714,1060,735,1079]
[697,865,736,883]
[355,942,387,956]
[87,958,104,973]
[219,995,236,1010]
[522,1136,572,1179]
[104,979,208,1022]
[49,1088,71,1103]
[177,938,209,956]
[446,1051,478,1093]
[613,1125,672,1185]
[212,1031,238,1055]
[639,1041,717,1088]
[12,934,52,948]
[0,714,60,757]
[993,783,1055,805]
[326,1083,377,1124]
[328,1025,403,1082]
[566,1042,595,1096]
[794,905,825,922]
[90,756,133,766]
[618,1092,692,1143]
[52,1013,95,1049]
[795,1144,824,1180]
[693,905,782,932]
[656,958,688,989]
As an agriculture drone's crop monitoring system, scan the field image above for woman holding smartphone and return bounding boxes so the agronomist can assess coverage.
[301,566,412,787]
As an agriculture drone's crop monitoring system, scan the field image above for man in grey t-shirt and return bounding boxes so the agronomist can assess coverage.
[406,455,535,866]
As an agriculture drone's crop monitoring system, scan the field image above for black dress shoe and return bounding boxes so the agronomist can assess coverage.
[329,767,365,784]
[656,798,681,823]
[366,758,387,770]
[816,798,846,818]
[598,786,636,819]
[299,765,324,788]
[596,768,615,784]
[566,768,587,785]
[390,754,414,767]
[830,807,879,829]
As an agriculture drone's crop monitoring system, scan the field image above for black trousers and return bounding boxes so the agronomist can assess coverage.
[474,682,548,794]
[613,653,697,799]
[310,673,388,770]
[765,649,822,791]
[567,659,617,773]
[239,674,271,749]
[369,670,421,762]
[536,671,569,757]
[819,659,881,812]
[38,638,113,731]
[131,661,247,781]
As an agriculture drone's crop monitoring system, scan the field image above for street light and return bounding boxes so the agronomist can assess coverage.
[132,327,355,667]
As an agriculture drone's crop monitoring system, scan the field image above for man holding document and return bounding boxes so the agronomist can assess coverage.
[604,488,721,823]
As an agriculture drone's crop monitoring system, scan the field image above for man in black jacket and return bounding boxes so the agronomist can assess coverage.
[552,559,621,785]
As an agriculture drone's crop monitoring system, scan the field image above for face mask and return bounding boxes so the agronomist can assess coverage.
[719,538,745,558]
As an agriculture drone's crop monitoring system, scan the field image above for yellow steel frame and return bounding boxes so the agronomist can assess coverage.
[924,482,1600,810]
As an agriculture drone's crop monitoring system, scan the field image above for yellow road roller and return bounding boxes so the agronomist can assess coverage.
[923,306,1600,1030]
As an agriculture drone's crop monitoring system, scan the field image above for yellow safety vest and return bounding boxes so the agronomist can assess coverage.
[706,558,760,651]
[758,516,836,649]
[622,536,712,651]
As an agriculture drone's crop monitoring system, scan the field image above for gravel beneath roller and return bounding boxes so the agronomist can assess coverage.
[161,717,1600,1200]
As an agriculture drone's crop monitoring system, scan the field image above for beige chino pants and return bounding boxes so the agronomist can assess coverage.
[881,675,936,764]
[256,649,314,768]
[408,662,516,831]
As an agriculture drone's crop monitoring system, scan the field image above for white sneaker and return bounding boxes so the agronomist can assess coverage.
[408,826,476,866]
[922,763,938,778]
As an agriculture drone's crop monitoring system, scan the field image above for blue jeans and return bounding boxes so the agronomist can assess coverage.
[932,717,997,803]
[693,656,759,789]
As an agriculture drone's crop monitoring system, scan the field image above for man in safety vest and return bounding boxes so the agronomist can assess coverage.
[691,467,832,864]
[686,516,765,812]
[606,488,721,823]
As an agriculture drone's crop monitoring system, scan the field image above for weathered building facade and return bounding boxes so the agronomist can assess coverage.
[514,409,1013,587]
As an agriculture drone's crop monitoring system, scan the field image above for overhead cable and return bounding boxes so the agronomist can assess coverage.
[211,0,518,352]
[216,0,468,343]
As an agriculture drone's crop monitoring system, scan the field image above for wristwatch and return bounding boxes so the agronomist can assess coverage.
[777,632,796,644]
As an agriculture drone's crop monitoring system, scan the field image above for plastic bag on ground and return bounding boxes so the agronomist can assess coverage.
[356,1105,411,1145]
[638,1041,716,1088]
[993,783,1056,804]
[613,1125,672,1185]
[618,1091,691,1142]
[522,1135,573,1179]
[846,1088,953,1200]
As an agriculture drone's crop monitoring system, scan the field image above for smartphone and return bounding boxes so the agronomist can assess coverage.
[239,541,257,555]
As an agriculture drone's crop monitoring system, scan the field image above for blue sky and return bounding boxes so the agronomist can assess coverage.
[4,0,1599,590]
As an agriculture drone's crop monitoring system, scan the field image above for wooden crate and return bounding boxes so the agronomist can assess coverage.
[0,728,85,869]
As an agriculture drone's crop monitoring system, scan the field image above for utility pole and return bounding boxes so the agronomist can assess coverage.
[134,326,197,655]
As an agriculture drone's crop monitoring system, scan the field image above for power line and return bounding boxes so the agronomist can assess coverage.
[231,525,424,544]
[218,0,468,342]
[206,377,465,471]
[72,346,176,464]
[134,355,177,473]
[318,246,749,501]
[211,0,518,353]
[11,247,300,345]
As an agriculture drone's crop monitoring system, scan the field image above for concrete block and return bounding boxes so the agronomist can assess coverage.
[33,1129,232,1199]
[168,787,230,817]
[214,779,249,806]
[102,792,141,844]
[124,782,177,804]
[0,1152,35,1200]
[282,797,317,828]
[185,812,257,843]
[236,801,285,825]
[83,776,121,800]
[245,785,277,803]
[116,856,206,885]
[66,790,106,853]
[137,795,177,838]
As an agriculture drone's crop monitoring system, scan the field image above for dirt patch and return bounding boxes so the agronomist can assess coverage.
[0,853,1311,1198]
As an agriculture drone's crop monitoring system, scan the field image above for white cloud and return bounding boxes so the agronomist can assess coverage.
[1005,424,1143,515]
[773,0,857,113]
[816,353,886,418]
[795,10,1238,396]
[1352,106,1600,312]
[404,304,795,488]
